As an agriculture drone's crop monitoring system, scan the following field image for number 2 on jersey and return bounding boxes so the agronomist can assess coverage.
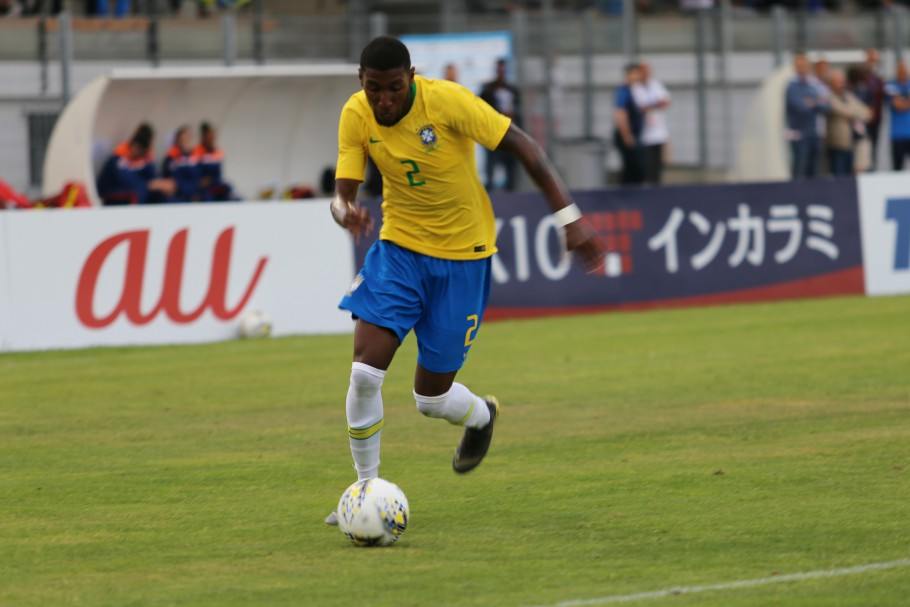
[401,160,425,187]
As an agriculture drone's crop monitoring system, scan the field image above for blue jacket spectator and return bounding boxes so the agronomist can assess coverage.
[162,126,201,202]
[885,62,910,170]
[96,123,175,205]
[613,63,646,185]
[193,122,234,201]
[785,53,830,178]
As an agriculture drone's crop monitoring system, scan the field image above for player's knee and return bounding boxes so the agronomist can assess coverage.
[414,390,449,419]
[350,362,385,398]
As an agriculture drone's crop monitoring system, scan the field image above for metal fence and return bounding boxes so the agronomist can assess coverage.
[3,3,907,65]
[1,0,908,184]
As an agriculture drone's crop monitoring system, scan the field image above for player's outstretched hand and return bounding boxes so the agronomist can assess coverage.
[565,218,607,274]
[331,197,375,243]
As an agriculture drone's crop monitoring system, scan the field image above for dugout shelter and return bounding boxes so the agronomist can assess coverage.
[42,64,360,206]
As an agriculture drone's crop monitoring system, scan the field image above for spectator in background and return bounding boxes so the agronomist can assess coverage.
[23,0,62,14]
[613,62,645,185]
[847,65,873,173]
[479,58,522,191]
[812,58,831,88]
[823,68,870,177]
[631,61,671,185]
[96,0,130,17]
[811,57,832,153]
[97,123,175,205]
[858,48,886,170]
[885,62,910,170]
[785,52,830,178]
[193,122,234,201]
[443,63,459,83]
[162,126,201,202]
[0,0,23,17]
[197,0,247,17]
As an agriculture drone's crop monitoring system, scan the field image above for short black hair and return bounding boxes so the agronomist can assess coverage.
[200,121,213,136]
[624,62,641,74]
[130,123,154,150]
[173,125,189,145]
[360,36,411,72]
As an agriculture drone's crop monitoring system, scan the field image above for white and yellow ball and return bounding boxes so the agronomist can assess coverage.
[337,478,409,547]
[239,310,272,339]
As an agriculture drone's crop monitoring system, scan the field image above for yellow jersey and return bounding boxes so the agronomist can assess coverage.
[335,75,511,260]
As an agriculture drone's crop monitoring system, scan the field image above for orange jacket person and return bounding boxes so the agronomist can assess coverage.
[96,123,175,205]
[162,126,201,202]
[192,122,233,201]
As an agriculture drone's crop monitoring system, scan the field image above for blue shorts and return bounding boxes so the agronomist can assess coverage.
[339,240,492,374]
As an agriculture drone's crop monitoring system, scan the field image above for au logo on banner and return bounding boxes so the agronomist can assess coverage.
[76,227,268,329]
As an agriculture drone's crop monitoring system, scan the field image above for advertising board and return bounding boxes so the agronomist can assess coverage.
[857,172,910,296]
[0,201,353,352]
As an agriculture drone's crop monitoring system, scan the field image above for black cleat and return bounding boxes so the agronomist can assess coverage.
[452,396,500,474]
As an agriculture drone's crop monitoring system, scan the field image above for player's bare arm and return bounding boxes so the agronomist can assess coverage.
[497,124,606,273]
[331,177,374,242]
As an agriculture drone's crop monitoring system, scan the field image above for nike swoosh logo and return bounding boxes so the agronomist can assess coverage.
[369,137,383,144]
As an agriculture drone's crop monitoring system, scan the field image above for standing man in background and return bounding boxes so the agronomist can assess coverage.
[785,52,830,179]
[443,63,459,83]
[632,62,671,185]
[823,68,870,177]
[613,63,645,185]
[885,62,910,171]
[479,58,523,191]
[860,49,886,170]
[324,36,604,526]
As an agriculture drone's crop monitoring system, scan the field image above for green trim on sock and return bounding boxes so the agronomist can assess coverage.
[453,400,475,426]
[348,419,384,440]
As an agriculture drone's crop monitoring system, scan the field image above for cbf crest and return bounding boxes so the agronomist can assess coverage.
[416,124,440,152]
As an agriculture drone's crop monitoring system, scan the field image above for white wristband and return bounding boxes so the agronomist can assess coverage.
[554,203,582,227]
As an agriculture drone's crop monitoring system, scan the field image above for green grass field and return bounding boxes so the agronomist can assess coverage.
[2,294,909,607]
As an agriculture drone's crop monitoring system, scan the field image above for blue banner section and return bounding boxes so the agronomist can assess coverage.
[352,178,864,314]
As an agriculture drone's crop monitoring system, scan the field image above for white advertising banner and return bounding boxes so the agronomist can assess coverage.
[0,214,13,350]
[0,201,355,352]
[857,173,910,296]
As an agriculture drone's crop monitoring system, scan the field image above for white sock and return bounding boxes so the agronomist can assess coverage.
[347,362,385,481]
[414,382,491,429]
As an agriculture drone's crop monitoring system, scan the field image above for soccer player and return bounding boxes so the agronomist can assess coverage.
[325,37,604,525]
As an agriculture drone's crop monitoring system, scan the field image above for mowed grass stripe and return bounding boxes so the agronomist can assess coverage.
[1,294,908,607]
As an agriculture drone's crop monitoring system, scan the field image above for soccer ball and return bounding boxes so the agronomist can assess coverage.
[239,310,272,338]
[337,478,409,547]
